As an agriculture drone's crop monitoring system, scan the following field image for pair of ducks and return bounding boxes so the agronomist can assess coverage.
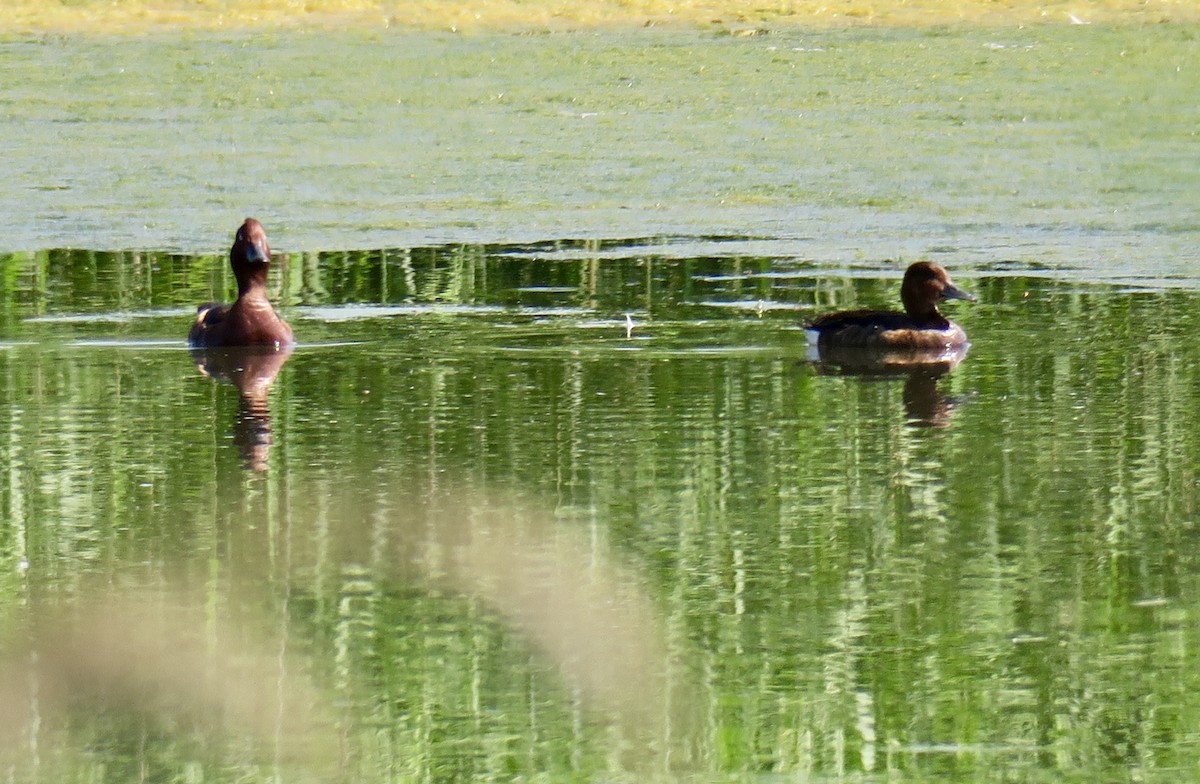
[191,219,975,351]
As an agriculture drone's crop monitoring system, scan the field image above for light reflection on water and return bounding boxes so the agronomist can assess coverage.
[1,245,1194,781]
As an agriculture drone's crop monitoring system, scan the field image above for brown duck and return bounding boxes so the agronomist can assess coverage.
[806,261,975,351]
[188,218,293,349]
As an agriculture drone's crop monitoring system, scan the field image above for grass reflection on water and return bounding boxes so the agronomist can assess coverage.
[1,245,1199,782]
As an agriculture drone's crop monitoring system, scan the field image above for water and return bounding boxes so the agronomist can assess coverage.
[1,23,1199,784]
[2,26,1198,270]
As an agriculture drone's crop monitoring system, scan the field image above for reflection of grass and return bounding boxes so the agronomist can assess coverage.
[4,0,1198,32]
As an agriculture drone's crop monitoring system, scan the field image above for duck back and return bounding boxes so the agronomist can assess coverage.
[807,309,964,350]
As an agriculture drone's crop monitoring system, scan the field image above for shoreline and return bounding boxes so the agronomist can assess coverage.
[3,0,1198,34]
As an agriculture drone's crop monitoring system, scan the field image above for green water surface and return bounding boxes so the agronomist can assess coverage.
[0,22,1199,784]
[1,25,1198,273]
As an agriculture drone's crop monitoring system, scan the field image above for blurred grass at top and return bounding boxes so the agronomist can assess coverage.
[4,0,1199,33]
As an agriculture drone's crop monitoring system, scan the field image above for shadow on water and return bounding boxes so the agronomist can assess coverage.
[192,346,293,473]
[808,343,970,428]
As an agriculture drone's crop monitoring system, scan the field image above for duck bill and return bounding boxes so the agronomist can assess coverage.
[941,282,976,302]
[244,239,270,264]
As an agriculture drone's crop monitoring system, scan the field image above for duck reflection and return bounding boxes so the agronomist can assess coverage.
[192,346,292,471]
[808,343,968,427]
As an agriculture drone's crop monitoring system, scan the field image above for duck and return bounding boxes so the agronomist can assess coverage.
[805,261,975,351]
[188,218,293,349]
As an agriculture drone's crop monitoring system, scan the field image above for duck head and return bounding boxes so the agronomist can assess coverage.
[232,218,271,295]
[899,261,975,323]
